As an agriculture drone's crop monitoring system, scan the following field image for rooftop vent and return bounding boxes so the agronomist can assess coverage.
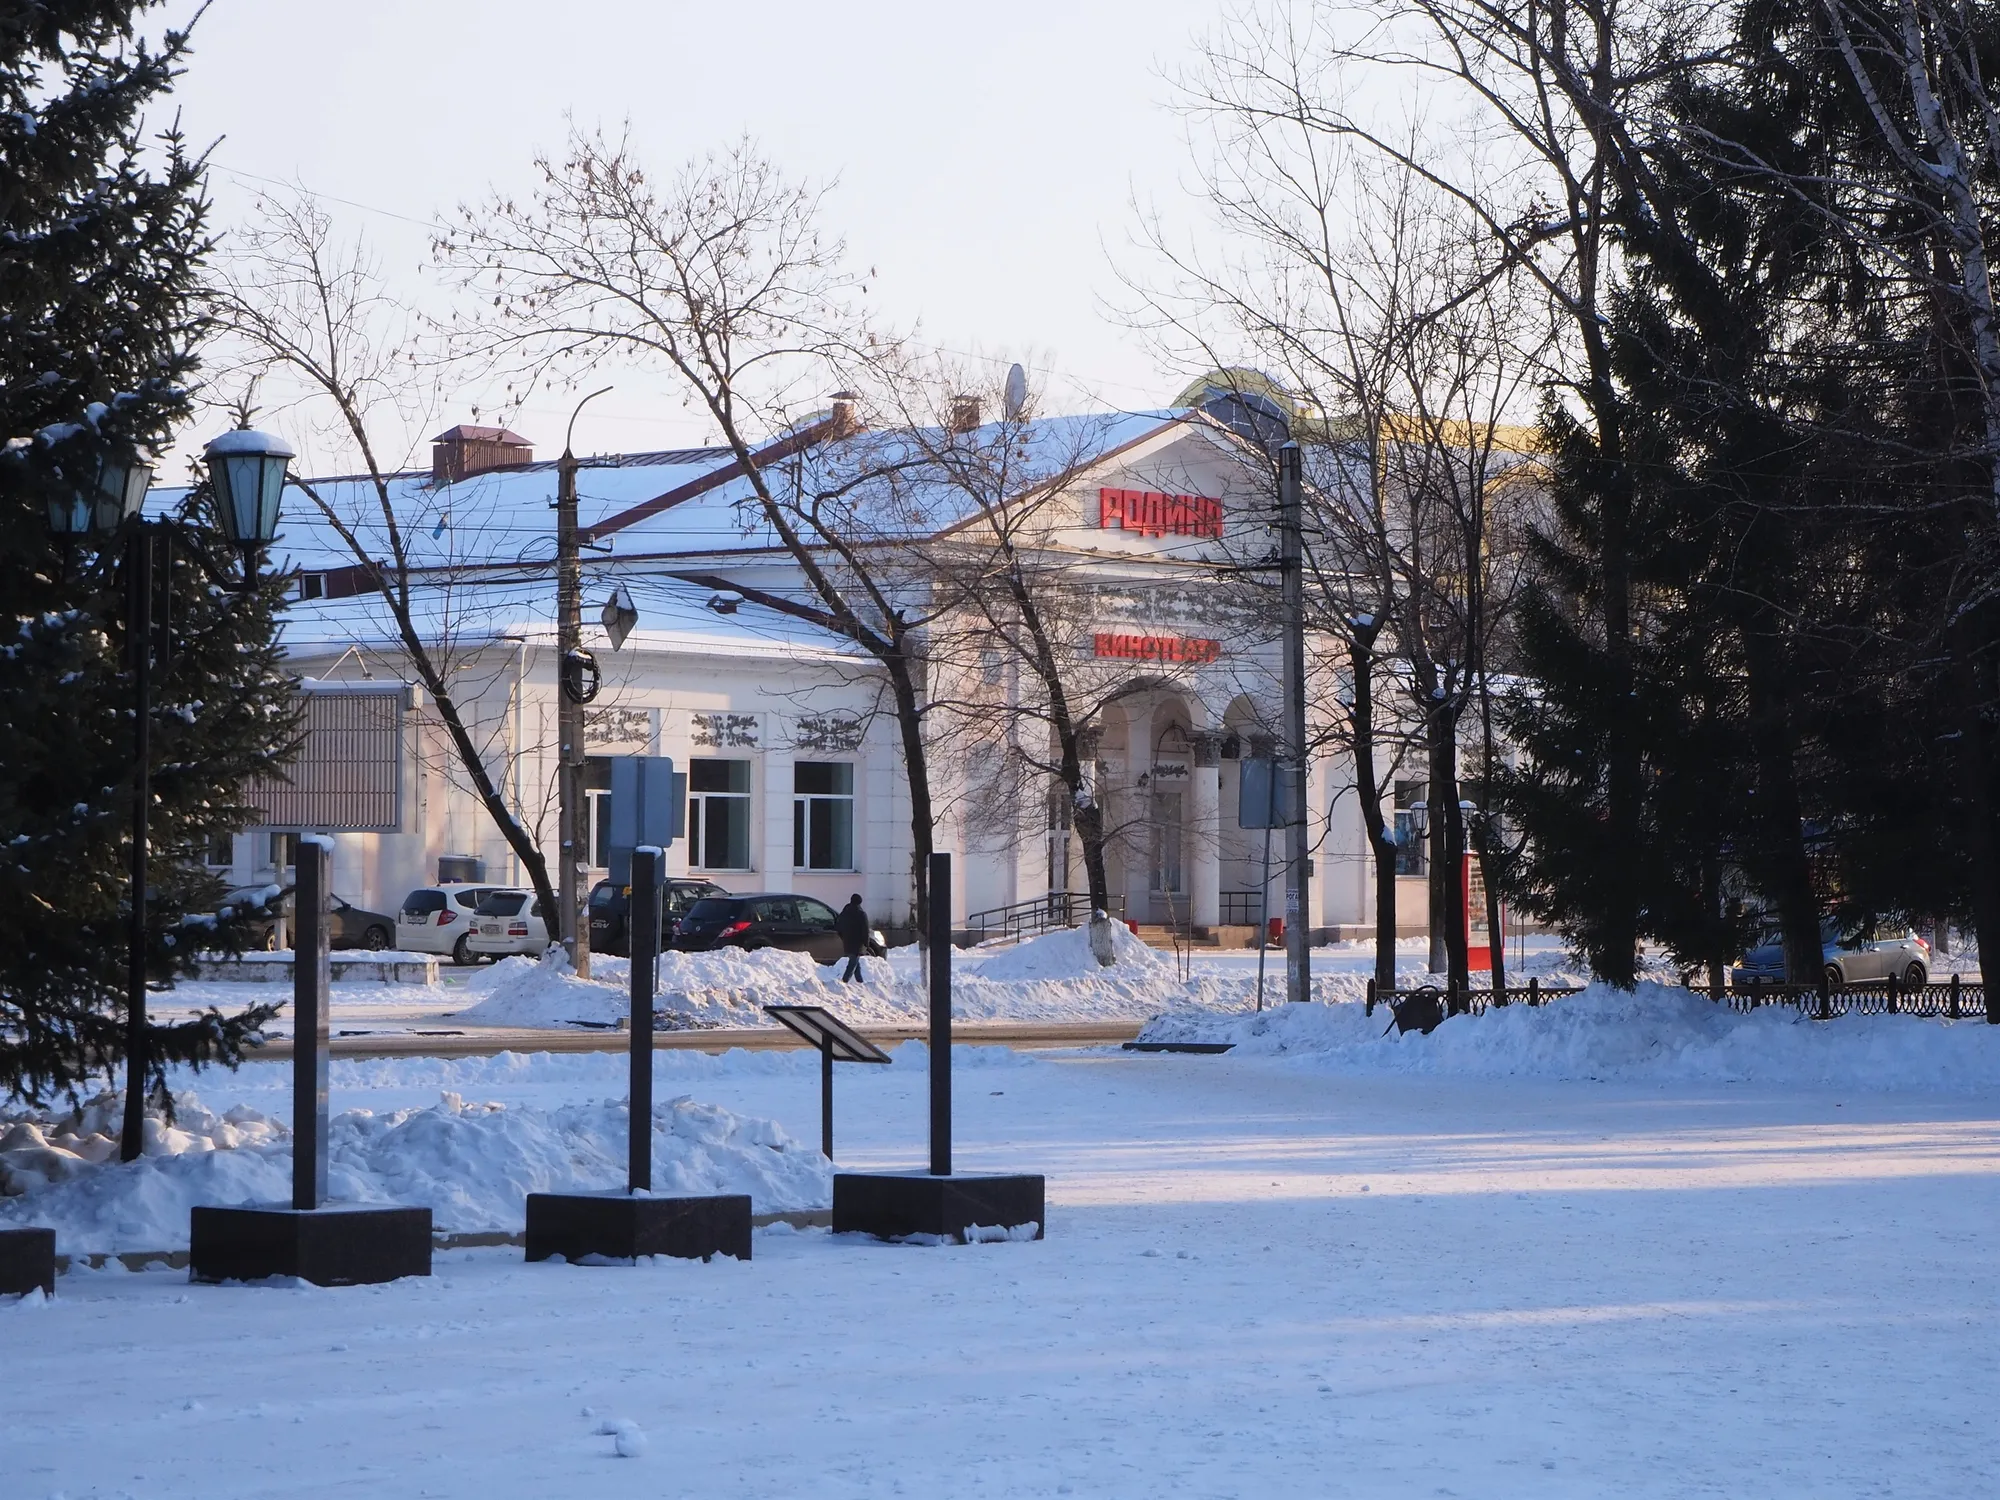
[431,424,533,485]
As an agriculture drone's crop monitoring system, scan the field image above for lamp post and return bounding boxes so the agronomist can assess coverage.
[45,430,292,1162]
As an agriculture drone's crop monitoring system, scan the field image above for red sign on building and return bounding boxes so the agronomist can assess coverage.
[1093,633,1222,665]
[1098,487,1224,539]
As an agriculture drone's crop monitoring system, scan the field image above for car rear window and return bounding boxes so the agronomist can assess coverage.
[476,892,528,917]
[453,888,491,909]
[589,883,617,909]
[402,890,446,914]
[683,898,744,922]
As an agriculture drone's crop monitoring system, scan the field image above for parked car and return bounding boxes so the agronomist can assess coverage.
[217,888,396,951]
[670,893,850,964]
[395,884,502,965]
[466,888,550,959]
[219,884,288,950]
[588,877,731,956]
[1732,919,1930,988]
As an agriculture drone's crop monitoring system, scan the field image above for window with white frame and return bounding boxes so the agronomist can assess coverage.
[687,758,753,870]
[792,761,855,871]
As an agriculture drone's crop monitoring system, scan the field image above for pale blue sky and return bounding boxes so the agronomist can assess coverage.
[155,0,1239,471]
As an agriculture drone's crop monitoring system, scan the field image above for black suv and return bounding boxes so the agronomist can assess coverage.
[670,893,854,963]
[589,877,730,957]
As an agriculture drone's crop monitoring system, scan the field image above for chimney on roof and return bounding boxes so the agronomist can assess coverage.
[431,424,534,485]
[949,395,982,434]
[827,392,860,438]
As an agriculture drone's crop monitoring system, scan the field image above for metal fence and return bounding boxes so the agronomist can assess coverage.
[1365,973,1996,1023]
[959,892,1124,945]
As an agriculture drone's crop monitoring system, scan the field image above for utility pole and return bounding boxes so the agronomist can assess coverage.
[555,387,611,979]
[556,444,590,979]
[1279,442,1312,1005]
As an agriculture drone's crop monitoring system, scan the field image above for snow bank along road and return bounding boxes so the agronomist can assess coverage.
[248,1018,1144,1059]
[6,1042,1997,1498]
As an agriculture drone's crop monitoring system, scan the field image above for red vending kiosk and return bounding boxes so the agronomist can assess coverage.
[1464,854,1502,971]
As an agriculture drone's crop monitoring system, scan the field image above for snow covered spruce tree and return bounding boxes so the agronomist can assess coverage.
[0,5,296,1109]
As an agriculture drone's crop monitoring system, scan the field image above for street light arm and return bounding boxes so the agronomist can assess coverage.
[565,385,614,458]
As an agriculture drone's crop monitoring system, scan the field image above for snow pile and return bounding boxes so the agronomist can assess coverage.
[456,950,644,1028]
[1141,980,2000,1092]
[0,1093,285,1195]
[0,1088,830,1253]
[969,920,1167,982]
[456,933,1191,1030]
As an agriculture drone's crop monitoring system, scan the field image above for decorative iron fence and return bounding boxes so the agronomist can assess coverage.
[1361,973,1996,1023]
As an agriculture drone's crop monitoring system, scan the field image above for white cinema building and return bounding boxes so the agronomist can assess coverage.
[202,393,1445,943]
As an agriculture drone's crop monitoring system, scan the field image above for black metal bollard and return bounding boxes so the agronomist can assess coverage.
[1365,977,1377,1016]
[929,851,952,1178]
[1887,972,1899,1015]
[1527,976,1540,1007]
[1951,972,1962,1020]
[629,848,662,1193]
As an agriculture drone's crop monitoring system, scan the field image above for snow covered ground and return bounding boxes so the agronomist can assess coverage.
[7,995,2000,1497]
[146,931,1612,1038]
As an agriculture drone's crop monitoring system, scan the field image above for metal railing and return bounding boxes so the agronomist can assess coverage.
[1362,973,1995,1023]
[959,891,1125,945]
[1716,973,1992,1020]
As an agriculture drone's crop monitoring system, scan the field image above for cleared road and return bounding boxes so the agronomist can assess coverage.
[249,1019,1144,1060]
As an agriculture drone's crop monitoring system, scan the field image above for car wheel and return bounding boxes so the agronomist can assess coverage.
[452,934,475,966]
[363,925,391,952]
[261,928,279,952]
[1903,962,1927,989]
[1823,963,1844,990]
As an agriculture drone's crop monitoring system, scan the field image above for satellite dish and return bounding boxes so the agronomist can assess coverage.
[1003,363,1029,421]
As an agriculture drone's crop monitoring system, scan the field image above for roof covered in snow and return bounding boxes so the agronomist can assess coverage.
[151,409,1199,578]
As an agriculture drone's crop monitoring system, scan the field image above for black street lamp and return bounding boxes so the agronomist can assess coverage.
[43,429,291,1161]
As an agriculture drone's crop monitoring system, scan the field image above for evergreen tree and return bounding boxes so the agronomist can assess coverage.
[0,4,296,1108]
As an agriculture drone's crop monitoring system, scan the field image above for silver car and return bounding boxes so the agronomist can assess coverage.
[1731,919,1930,988]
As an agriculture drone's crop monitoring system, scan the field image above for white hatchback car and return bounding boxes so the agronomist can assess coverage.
[395,884,501,965]
[466,888,551,959]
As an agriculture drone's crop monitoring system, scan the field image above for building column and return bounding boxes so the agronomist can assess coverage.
[1190,732,1221,930]
[761,750,793,891]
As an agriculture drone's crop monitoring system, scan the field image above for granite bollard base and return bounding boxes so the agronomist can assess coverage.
[1,1226,57,1296]
[189,1204,432,1287]
[832,1172,1046,1243]
[524,1191,752,1264]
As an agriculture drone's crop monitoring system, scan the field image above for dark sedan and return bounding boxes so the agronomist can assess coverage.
[220,887,397,951]
[670,893,848,964]
[589,878,731,956]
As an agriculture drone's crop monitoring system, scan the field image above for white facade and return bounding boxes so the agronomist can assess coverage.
[211,408,1461,939]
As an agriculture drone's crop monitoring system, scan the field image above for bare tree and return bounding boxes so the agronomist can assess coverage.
[1139,70,1543,998]
[213,195,561,926]
[1171,0,1722,985]
[867,361,1222,960]
[437,134,956,931]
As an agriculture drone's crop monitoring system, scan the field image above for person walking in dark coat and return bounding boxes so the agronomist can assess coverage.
[834,893,870,983]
